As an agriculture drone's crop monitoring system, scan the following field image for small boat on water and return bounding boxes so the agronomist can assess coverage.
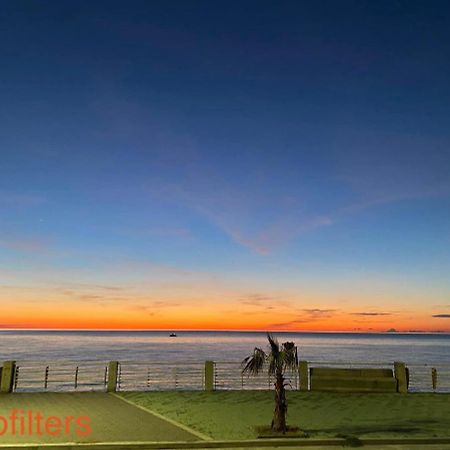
[169,333,177,337]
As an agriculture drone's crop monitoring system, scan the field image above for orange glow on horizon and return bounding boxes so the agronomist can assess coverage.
[1,285,448,333]
[1,308,448,333]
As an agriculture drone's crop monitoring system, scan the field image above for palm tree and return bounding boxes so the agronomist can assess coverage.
[241,332,298,432]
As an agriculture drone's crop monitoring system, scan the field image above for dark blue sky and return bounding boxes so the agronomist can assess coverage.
[0,1,449,330]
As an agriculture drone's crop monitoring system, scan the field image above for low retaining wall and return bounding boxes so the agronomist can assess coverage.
[309,367,399,393]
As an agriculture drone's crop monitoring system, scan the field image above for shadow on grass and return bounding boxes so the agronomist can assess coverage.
[306,418,442,437]
[335,434,364,447]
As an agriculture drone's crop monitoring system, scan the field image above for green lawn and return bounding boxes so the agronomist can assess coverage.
[120,390,450,441]
[0,392,198,444]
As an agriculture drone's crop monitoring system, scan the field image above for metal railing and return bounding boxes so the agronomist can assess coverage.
[117,361,204,391]
[214,361,298,390]
[407,363,450,393]
[13,360,108,392]
[8,360,450,393]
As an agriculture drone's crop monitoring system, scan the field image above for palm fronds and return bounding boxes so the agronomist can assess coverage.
[281,341,298,371]
[241,347,266,375]
[242,333,299,376]
[267,333,280,355]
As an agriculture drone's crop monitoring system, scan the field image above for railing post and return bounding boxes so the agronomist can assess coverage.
[13,366,19,391]
[44,366,49,389]
[204,361,215,391]
[394,361,408,393]
[432,367,437,391]
[107,361,119,392]
[299,360,309,391]
[1,361,16,393]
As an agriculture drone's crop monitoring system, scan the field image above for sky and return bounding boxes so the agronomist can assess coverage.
[0,0,449,332]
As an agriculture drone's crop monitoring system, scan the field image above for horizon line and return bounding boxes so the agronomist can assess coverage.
[0,328,448,335]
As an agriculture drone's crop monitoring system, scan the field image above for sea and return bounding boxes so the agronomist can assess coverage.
[1,330,449,365]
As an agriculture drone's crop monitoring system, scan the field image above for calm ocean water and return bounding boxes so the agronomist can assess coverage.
[1,330,449,365]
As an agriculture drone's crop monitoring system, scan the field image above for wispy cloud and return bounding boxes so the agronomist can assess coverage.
[238,293,293,310]
[239,293,278,306]
[60,289,127,305]
[301,308,337,318]
[432,314,450,318]
[171,184,334,255]
[126,305,155,315]
[56,282,125,291]
[269,308,338,328]
[351,312,392,316]
[125,301,181,315]
[111,259,193,277]
[149,301,181,308]
[61,286,185,312]
[269,319,312,328]
[78,294,108,301]
[214,215,333,255]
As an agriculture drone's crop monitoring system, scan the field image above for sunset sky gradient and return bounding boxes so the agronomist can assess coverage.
[1,0,449,331]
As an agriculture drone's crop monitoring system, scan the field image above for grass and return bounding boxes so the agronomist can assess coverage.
[120,390,450,441]
[0,392,198,444]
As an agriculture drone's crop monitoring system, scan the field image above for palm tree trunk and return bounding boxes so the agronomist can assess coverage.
[271,372,287,432]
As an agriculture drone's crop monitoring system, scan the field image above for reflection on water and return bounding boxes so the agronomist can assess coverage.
[0,330,449,364]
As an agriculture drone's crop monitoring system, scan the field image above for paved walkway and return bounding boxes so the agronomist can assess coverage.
[0,392,199,444]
